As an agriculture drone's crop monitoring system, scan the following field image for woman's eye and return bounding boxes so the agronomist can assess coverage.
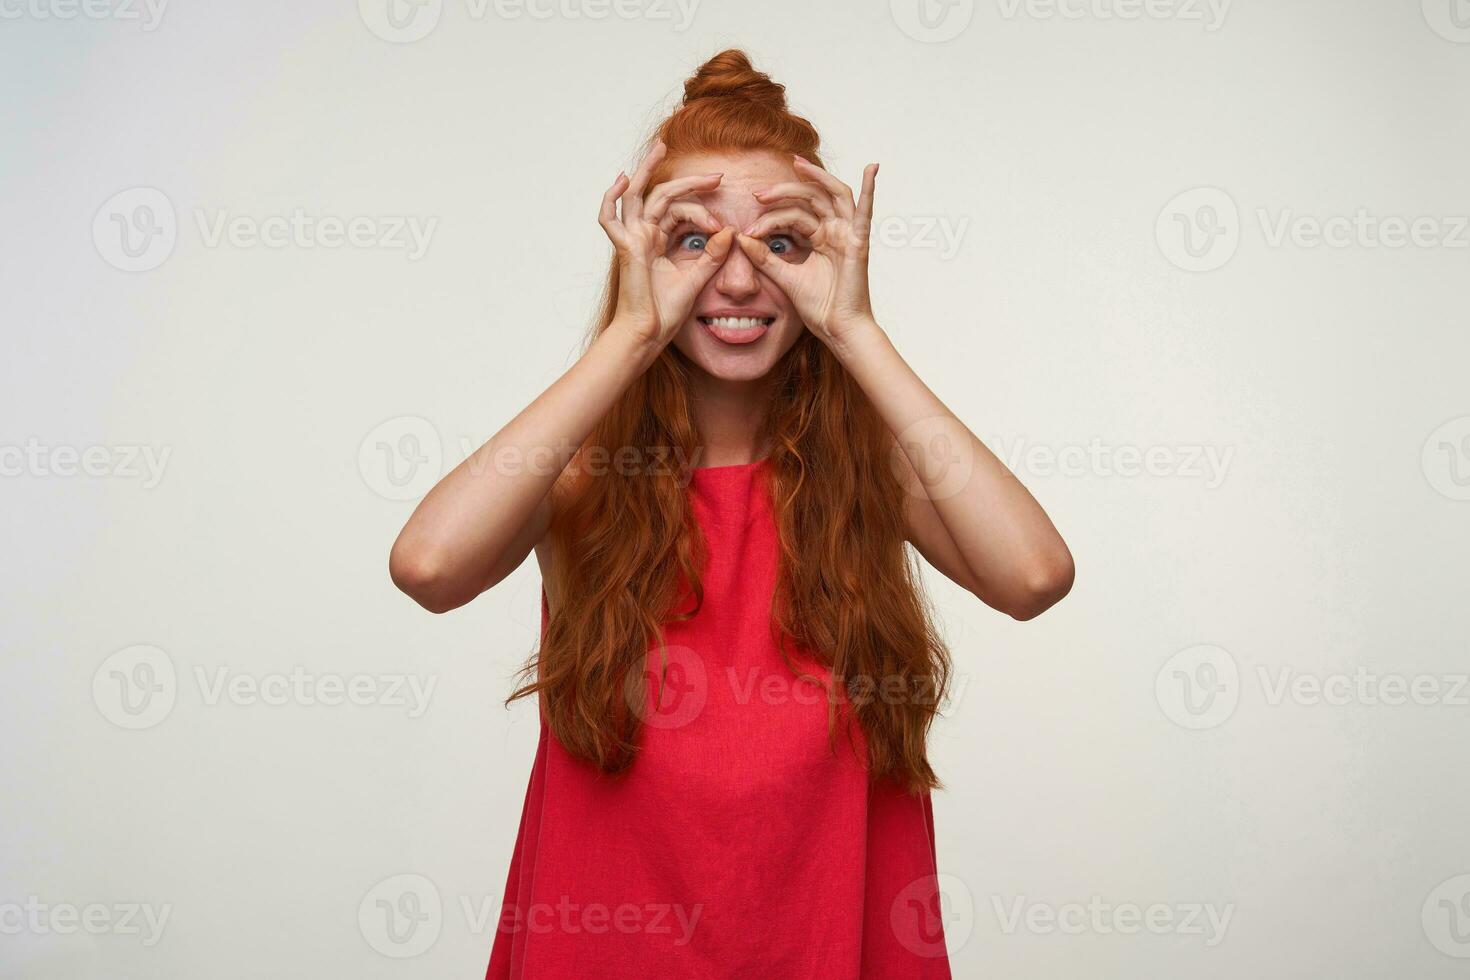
[767,235,796,255]
[677,232,709,252]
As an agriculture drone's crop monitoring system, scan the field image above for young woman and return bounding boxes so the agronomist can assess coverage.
[390,50,1074,979]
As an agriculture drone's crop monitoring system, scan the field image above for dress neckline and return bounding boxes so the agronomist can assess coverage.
[690,458,770,474]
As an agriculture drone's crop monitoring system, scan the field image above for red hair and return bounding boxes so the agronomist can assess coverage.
[509,50,951,794]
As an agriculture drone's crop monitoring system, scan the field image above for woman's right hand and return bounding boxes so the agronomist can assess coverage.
[599,140,734,349]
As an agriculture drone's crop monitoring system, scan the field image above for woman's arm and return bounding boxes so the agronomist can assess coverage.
[736,158,1073,620]
[831,321,1074,620]
[389,326,657,613]
[390,144,733,613]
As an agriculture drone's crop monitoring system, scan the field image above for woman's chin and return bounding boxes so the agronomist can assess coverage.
[683,350,781,383]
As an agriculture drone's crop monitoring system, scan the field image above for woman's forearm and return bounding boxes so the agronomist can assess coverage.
[830,317,1075,618]
[389,321,659,612]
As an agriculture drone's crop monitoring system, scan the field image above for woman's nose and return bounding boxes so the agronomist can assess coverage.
[713,235,759,298]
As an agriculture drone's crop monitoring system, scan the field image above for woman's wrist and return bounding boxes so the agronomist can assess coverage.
[599,316,668,371]
[825,315,890,364]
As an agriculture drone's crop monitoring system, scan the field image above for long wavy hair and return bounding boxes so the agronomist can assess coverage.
[509,50,951,794]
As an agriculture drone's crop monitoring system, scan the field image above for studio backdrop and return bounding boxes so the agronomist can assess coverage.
[3,1,1469,977]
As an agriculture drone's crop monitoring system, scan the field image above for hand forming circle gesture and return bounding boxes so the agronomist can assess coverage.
[598,140,735,348]
[734,157,879,347]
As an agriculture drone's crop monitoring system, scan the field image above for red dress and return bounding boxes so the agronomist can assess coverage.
[486,460,952,978]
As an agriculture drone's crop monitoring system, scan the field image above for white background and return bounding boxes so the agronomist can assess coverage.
[3,0,1470,977]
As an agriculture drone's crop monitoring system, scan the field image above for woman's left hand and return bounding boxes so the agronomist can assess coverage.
[735,157,880,349]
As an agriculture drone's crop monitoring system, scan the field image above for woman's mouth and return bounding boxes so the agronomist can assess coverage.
[698,315,774,345]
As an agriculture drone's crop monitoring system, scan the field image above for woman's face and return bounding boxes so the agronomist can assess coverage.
[660,150,810,383]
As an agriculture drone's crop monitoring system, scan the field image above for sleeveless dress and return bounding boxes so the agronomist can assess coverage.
[486,459,953,978]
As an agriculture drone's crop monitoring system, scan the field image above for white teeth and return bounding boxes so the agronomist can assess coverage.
[704,316,768,329]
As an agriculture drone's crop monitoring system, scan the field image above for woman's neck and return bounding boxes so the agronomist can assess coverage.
[687,372,770,468]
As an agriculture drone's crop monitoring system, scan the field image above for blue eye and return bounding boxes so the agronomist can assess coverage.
[767,235,795,254]
[678,232,709,252]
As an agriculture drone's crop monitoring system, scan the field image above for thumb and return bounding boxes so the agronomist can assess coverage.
[699,227,736,268]
[680,227,734,294]
[735,233,798,291]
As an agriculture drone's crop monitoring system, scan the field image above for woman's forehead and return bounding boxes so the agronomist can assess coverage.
[664,150,800,223]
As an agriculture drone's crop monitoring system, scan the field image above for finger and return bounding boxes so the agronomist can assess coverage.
[855,163,878,228]
[752,181,835,218]
[671,228,735,302]
[742,206,820,241]
[623,141,667,223]
[735,232,801,291]
[695,227,736,272]
[658,201,722,237]
[793,156,855,218]
[643,173,723,226]
[598,172,630,247]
